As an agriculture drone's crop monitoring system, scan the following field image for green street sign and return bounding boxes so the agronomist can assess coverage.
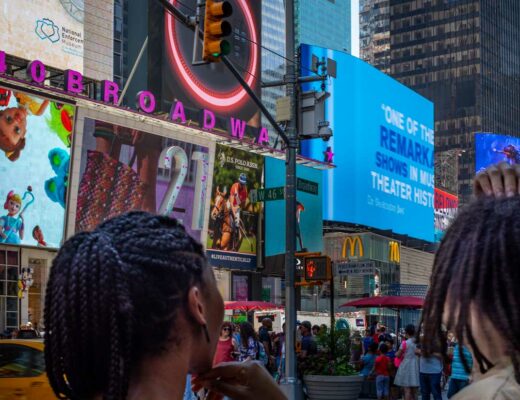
[253,187,285,202]
[297,178,318,195]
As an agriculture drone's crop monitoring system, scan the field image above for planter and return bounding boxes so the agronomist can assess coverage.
[304,374,364,400]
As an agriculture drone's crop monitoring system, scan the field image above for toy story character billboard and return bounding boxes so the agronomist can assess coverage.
[206,144,263,270]
[75,118,210,241]
[0,85,73,248]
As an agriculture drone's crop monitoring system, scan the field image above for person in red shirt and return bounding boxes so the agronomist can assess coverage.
[372,343,392,400]
[213,322,238,366]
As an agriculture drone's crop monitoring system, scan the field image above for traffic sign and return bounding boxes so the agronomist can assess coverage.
[252,187,285,202]
[304,256,331,281]
[336,261,375,276]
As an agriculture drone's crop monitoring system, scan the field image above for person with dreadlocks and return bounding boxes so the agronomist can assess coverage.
[420,191,520,399]
[44,211,286,400]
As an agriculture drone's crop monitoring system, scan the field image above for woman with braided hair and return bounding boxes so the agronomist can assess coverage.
[44,211,286,400]
[420,192,520,399]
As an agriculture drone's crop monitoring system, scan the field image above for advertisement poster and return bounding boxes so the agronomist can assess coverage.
[301,45,435,242]
[434,188,458,242]
[0,86,73,248]
[150,0,261,127]
[264,157,323,256]
[0,0,84,72]
[75,118,209,241]
[475,132,520,172]
[207,144,263,270]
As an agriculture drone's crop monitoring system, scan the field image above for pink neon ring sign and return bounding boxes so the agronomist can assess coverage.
[165,0,259,111]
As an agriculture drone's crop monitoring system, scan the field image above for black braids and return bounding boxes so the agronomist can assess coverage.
[421,197,520,383]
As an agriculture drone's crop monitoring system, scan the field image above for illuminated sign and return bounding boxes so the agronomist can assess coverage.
[0,50,271,147]
[341,236,364,259]
[304,256,331,281]
[389,241,400,263]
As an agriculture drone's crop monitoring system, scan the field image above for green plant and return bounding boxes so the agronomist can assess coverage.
[299,327,358,376]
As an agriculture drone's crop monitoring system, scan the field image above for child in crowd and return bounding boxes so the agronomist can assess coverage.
[372,343,393,400]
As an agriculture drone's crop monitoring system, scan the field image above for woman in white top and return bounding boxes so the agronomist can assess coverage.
[394,324,420,400]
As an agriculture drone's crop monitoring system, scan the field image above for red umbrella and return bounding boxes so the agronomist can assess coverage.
[224,301,283,312]
[340,295,424,310]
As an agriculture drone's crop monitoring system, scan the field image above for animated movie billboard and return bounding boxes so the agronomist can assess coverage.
[301,45,435,242]
[0,86,73,248]
[75,119,209,241]
[148,0,261,128]
[434,188,458,242]
[0,0,84,72]
[265,158,323,256]
[207,144,263,270]
[475,132,520,172]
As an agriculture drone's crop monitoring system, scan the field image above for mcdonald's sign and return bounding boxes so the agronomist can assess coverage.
[389,241,400,263]
[342,236,364,259]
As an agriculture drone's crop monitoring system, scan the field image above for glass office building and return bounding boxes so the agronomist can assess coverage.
[360,0,391,73]
[389,0,520,202]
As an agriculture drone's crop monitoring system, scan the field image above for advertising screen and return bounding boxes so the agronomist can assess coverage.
[0,86,73,248]
[264,157,323,256]
[475,132,520,172]
[434,188,458,242]
[207,144,263,270]
[150,0,261,127]
[0,1,84,72]
[301,45,435,242]
[75,118,209,241]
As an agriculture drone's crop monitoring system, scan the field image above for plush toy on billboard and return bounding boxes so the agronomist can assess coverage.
[45,148,70,208]
[47,102,74,147]
[0,187,34,244]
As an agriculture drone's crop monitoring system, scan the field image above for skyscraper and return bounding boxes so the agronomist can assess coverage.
[296,0,352,52]
[389,0,520,202]
[359,0,391,72]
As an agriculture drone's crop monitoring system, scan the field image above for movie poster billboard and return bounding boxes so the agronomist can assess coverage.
[475,132,520,172]
[265,157,323,256]
[149,0,261,129]
[434,188,458,242]
[0,1,84,72]
[207,144,263,270]
[75,118,210,241]
[0,85,73,248]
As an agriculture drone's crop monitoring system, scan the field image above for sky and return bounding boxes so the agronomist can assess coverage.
[351,0,360,56]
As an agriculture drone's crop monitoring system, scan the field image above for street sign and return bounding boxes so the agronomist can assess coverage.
[252,187,285,202]
[297,177,318,195]
[336,261,376,276]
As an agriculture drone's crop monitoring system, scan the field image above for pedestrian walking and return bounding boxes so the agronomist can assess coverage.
[258,318,275,372]
[363,329,375,355]
[422,162,520,399]
[298,321,317,359]
[447,343,473,398]
[418,348,443,400]
[372,343,393,400]
[43,212,286,400]
[394,324,420,400]
[360,342,379,397]
[213,322,238,366]
[238,322,258,362]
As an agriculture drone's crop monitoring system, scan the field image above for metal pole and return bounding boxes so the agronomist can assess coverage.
[118,37,148,106]
[330,277,335,355]
[280,0,302,397]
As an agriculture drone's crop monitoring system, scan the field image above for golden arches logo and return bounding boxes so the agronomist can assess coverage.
[389,241,400,263]
[342,236,364,259]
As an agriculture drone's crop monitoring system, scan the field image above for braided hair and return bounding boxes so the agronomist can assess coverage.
[421,197,520,383]
[44,212,208,400]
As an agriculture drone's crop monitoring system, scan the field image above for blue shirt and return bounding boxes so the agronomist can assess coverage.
[360,353,376,377]
[451,344,473,380]
[301,335,317,355]
[363,336,373,354]
[420,355,443,374]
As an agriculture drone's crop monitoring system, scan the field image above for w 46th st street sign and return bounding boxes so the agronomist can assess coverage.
[250,187,285,202]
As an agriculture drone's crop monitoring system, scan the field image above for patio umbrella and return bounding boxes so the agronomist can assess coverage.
[340,296,424,334]
[224,301,283,312]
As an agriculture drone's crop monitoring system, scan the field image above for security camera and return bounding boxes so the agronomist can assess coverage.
[317,121,333,142]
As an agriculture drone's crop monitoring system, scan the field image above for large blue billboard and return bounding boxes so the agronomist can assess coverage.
[265,158,323,256]
[475,132,520,172]
[301,45,435,242]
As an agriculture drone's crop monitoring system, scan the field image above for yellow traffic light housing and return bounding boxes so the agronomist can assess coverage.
[203,0,233,62]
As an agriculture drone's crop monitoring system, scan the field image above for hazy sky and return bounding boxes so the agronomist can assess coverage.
[351,0,360,56]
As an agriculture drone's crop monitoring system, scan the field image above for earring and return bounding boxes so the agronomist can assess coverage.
[202,324,211,343]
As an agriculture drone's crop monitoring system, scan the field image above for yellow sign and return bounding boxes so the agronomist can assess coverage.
[389,241,400,263]
[342,236,364,259]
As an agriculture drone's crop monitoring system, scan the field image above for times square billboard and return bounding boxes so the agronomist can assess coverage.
[301,45,435,242]
[475,132,520,172]
[0,0,84,72]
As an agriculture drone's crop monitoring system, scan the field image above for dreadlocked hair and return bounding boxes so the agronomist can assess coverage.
[44,212,208,400]
[421,196,520,384]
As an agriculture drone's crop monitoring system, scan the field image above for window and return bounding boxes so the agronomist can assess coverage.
[0,344,45,378]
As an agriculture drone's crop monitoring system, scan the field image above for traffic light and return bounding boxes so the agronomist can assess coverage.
[203,0,233,62]
[304,256,331,281]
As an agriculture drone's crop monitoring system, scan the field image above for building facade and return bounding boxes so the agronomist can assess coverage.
[389,0,520,202]
[296,0,352,53]
[360,0,391,72]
